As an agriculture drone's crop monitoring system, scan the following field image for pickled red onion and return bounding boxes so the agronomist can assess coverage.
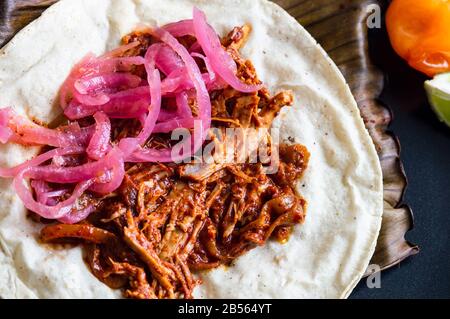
[191,52,216,82]
[153,117,196,133]
[86,112,111,160]
[117,44,163,156]
[153,27,211,121]
[0,8,265,223]
[193,8,262,93]
[126,27,211,163]
[0,147,84,178]
[176,92,193,118]
[14,170,94,220]
[82,56,146,75]
[148,43,185,75]
[0,108,93,147]
[31,180,69,206]
[88,154,125,195]
[9,147,93,219]
[161,66,226,95]
[59,54,96,109]
[26,147,123,186]
[64,86,151,120]
[73,73,142,106]
[163,19,195,37]
[135,48,163,145]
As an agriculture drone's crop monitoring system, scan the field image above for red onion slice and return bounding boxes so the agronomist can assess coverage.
[0,147,84,178]
[73,73,142,106]
[192,52,216,82]
[31,180,69,207]
[119,44,163,157]
[7,147,92,220]
[126,27,211,163]
[161,67,225,95]
[14,170,94,220]
[189,42,202,53]
[0,108,93,147]
[86,112,111,160]
[158,109,177,122]
[88,154,125,195]
[152,27,211,124]
[135,47,163,145]
[26,147,123,186]
[64,86,151,120]
[31,180,65,206]
[176,92,193,118]
[153,117,196,133]
[193,7,262,93]
[59,54,96,109]
[163,19,195,37]
[84,56,146,75]
[149,43,185,76]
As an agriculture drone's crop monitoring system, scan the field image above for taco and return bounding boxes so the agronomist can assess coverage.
[0,0,382,299]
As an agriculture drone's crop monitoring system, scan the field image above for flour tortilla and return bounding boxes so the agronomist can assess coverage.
[0,0,383,299]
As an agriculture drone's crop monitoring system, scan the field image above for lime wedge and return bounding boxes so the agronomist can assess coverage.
[425,72,450,127]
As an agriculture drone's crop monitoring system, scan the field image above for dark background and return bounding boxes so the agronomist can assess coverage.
[351,17,450,299]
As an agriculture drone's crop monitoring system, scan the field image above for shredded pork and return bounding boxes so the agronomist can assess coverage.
[40,25,310,299]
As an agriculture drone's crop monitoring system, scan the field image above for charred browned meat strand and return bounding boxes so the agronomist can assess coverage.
[40,26,310,299]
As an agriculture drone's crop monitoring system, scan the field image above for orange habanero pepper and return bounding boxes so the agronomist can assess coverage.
[386,0,450,77]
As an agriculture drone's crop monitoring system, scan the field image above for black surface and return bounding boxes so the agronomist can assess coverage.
[351,18,450,299]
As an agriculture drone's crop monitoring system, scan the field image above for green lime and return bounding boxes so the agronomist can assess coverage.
[425,72,450,127]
